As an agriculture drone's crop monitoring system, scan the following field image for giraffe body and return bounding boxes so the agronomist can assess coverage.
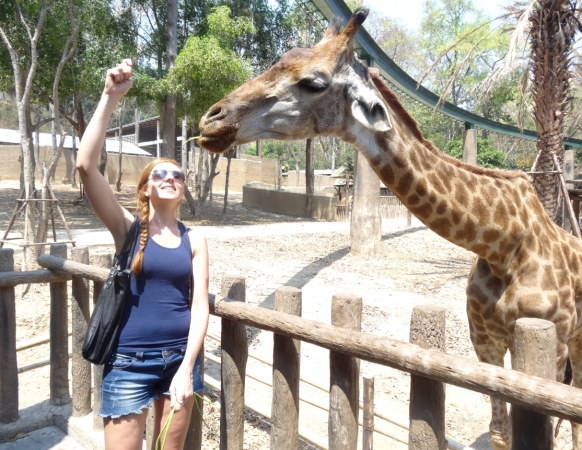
[199,9,582,449]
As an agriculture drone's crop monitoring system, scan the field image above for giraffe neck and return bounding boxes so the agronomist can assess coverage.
[342,78,548,269]
[356,131,529,265]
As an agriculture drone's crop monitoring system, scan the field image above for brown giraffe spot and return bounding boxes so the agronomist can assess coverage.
[454,183,470,207]
[415,179,428,197]
[409,202,433,219]
[392,153,407,169]
[429,217,451,238]
[396,172,414,195]
[475,258,490,278]
[451,209,463,226]
[471,243,489,256]
[454,220,477,243]
[435,200,447,215]
[485,276,504,298]
[472,197,491,227]
[368,155,383,168]
[428,173,447,195]
[407,194,420,206]
[483,229,501,244]
[493,202,508,228]
[379,164,395,186]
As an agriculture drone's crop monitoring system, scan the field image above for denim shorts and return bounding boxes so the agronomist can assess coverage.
[99,349,203,418]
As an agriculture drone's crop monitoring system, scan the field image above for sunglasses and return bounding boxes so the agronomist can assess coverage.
[149,169,185,183]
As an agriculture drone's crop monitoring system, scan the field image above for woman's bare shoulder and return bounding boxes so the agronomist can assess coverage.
[187,227,208,255]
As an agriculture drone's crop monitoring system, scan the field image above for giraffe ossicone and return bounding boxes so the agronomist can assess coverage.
[199,8,582,450]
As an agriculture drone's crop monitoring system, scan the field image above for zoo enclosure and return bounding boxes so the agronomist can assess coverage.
[1,246,582,449]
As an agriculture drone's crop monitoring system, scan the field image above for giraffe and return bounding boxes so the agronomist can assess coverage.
[198,8,582,450]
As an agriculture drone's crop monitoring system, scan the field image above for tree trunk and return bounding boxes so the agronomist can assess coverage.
[350,151,381,258]
[160,0,178,160]
[115,104,124,192]
[223,148,235,215]
[305,139,314,217]
[529,0,577,224]
[196,153,220,216]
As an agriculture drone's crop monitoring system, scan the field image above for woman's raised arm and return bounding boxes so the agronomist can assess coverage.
[76,59,135,249]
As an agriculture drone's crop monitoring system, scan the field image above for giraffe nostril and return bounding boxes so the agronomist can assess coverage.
[206,106,224,121]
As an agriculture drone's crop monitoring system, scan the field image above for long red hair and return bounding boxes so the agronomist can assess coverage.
[131,158,183,275]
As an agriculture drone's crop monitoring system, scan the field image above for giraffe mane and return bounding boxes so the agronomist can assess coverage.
[368,70,525,181]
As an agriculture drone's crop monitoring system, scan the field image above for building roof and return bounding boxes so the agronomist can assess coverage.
[0,128,151,156]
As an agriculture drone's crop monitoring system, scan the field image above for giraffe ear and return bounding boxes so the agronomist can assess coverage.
[349,82,392,133]
[315,17,342,47]
[351,100,392,133]
[342,8,369,40]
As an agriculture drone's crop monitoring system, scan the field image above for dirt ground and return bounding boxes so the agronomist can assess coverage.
[1,183,574,449]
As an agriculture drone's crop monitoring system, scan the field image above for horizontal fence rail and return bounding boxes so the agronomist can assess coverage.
[209,294,582,424]
[1,249,580,450]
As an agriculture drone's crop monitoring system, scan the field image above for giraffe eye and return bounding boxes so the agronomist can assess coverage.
[298,78,329,93]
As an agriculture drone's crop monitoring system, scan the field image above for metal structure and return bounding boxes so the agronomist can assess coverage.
[298,0,582,148]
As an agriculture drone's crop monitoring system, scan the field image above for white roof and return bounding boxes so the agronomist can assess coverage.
[0,128,151,156]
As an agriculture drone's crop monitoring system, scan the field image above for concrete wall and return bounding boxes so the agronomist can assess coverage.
[243,182,336,221]
[212,156,279,192]
[1,146,284,191]
[0,145,155,186]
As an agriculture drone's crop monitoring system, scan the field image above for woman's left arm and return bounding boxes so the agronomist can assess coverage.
[170,231,209,411]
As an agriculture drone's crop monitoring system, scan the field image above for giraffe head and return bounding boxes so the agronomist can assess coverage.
[198,8,391,153]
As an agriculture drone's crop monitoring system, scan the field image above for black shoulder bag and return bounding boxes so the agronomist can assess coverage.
[82,216,140,365]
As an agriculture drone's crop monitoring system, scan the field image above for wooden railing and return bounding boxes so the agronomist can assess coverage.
[1,245,581,449]
[336,195,412,223]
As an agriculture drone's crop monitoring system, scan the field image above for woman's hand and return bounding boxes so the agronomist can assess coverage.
[103,59,133,100]
[169,363,193,412]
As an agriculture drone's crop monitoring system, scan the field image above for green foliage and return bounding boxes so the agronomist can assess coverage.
[419,0,509,118]
[166,6,253,124]
[446,137,509,169]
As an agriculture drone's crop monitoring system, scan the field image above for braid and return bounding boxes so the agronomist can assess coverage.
[131,198,150,276]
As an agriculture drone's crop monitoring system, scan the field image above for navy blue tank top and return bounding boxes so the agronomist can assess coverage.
[116,222,192,352]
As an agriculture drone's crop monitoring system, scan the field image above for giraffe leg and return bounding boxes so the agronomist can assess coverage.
[567,336,582,449]
[472,340,512,450]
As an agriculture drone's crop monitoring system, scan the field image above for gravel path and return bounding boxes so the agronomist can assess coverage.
[1,184,574,450]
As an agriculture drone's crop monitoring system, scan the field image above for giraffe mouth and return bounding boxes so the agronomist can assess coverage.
[198,135,235,154]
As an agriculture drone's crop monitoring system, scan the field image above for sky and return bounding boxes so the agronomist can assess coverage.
[361,0,510,31]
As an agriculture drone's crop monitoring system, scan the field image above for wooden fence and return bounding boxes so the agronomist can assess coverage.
[1,245,582,450]
[336,195,411,222]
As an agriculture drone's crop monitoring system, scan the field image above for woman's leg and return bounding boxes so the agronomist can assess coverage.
[104,410,148,450]
[150,395,194,450]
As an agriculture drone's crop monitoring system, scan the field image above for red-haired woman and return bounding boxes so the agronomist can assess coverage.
[76,59,209,450]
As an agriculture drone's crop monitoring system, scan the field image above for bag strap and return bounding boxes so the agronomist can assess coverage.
[113,216,140,269]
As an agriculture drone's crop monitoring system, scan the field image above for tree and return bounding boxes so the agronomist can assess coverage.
[166,5,253,212]
[526,0,578,221]
[446,137,510,169]
[0,0,48,268]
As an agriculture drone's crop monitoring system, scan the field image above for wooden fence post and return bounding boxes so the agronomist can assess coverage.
[363,377,374,450]
[409,305,446,450]
[184,344,204,450]
[271,286,302,449]
[329,293,362,450]
[91,253,112,429]
[49,244,70,406]
[71,246,91,416]
[0,248,18,423]
[511,318,556,450]
[220,274,248,450]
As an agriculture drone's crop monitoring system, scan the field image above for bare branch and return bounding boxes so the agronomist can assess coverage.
[21,0,48,107]
[416,17,500,89]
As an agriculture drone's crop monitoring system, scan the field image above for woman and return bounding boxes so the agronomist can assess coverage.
[76,59,209,450]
